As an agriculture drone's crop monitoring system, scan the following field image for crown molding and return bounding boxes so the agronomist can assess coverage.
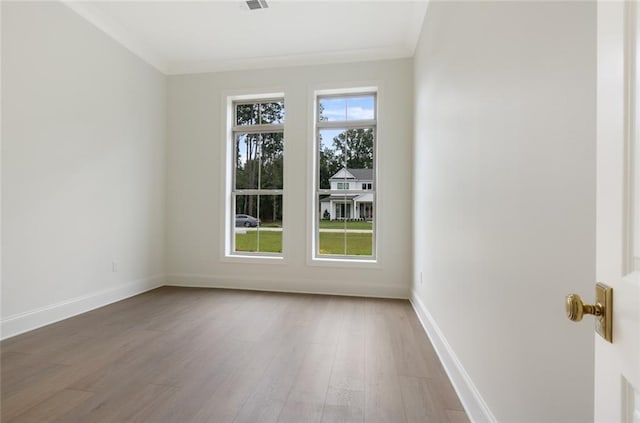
[167,45,413,75]
[61,1,427,76]
[62,1,169,75]
[405,0,430,55]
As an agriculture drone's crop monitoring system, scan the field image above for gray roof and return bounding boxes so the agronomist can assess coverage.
[330,168,373,181]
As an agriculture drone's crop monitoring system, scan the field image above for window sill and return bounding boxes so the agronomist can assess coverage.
[222,254,285,265]
[307,256,380,269]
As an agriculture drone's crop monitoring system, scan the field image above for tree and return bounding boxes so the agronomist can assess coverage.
[319,142,341,189]
[258,132,284,222]
[332,128,374,169]
[318,128,374,189]
[319,102,328,122]
[234,102,284,222]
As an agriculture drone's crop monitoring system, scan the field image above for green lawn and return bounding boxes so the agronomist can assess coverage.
[235,230,372,256]
[318,220,373,230]
[235,231,282,253]
[319,232,373,256]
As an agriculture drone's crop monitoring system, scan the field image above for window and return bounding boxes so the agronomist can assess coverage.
[229,97,284,256]
[315,91,376,260]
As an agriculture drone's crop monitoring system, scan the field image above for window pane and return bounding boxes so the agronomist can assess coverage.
[346,232,373,256]
[257,195,283,227]
[318,128,373,190]
[235,134,260,189]
[346,96,375,120]
[235,195,283,254]
[236,103,259,126]
[235,195,259,252]
[317,195,374,257]
[255,195,283,253]
[319,194,331,221]
[347,200,374,256]
[347,200,375,257]
[318,97,346,121]
[319,231,347,256]
[235,195,259,226]
[319,129,346,190]
[343,128,374,169]
[318,194,346,255]
[259,102,285,124]
[259,132,284,189]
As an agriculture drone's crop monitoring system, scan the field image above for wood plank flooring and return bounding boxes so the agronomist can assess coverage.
[1,287,469,423]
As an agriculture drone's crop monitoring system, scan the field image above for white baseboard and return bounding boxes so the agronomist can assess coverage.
[410,290,497,423]
[166,273,409,299]
[1,274,165,340]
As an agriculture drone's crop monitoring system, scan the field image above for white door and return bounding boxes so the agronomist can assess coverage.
[594,1,640,421]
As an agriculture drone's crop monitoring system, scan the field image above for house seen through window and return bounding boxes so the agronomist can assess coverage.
[315,92,376,259]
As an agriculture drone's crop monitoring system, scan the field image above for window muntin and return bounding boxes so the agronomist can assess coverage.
[315,92,376,260]
[230,98,284,256]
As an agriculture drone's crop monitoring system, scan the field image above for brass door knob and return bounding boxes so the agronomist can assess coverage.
[565,283,613,343]
[565,294,603,321]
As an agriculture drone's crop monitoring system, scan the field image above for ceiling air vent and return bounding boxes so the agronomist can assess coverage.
[246,0,268,10]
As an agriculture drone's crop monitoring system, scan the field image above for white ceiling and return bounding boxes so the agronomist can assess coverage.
[64,1,429,75]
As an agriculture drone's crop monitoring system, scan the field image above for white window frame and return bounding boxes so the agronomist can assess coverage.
[311,88,378,263]
[223,92,285,261]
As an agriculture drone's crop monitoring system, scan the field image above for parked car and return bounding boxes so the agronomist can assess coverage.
[235,214,260,227]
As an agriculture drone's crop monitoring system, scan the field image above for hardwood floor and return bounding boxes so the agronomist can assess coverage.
[1,287,469,423]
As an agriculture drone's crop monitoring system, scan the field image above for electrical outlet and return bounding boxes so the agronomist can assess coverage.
[112,261,118,272]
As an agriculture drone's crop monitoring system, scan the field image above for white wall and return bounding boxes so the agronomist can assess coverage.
[412,2,596,422]
[166,60,412,297]
[1,1,166,337]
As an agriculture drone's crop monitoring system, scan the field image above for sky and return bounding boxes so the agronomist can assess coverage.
[319,95,375,152]
[319,96,375,122]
